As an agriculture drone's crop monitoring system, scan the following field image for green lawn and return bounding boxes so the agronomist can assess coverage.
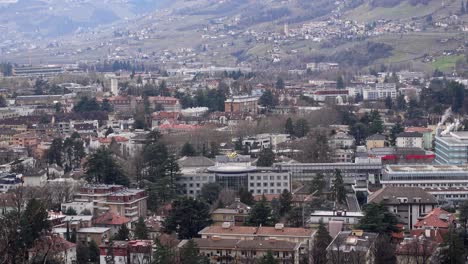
[432,55,464,72]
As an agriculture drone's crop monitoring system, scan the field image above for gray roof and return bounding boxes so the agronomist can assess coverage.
[366,134,386,140]
[397,132,423,138]
[328,231,379,252]
[177,156,215,168]
[368,187,438,205]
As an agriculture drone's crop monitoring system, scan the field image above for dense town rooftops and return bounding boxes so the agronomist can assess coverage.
[199,224,315,237]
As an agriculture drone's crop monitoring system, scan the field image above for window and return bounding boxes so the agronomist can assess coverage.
[264,183,268,187]
[263,176,268,180]
[270,176,274,180]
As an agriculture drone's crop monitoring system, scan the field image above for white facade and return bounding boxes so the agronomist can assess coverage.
[22,173,48,187]
[61,201,94,215]
[248,172,291,195]
[308,210,363,226]
[396,136,423,148]
[360,83,397,100]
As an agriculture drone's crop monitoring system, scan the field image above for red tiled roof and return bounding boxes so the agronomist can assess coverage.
[409,229,448,244]
[28,235,76,254]
[98,136,129,144]
[158,124,200,130]
[151,111,180,120]
[405,127,432,133]
[95,212,131,226]
[413,208,455,229]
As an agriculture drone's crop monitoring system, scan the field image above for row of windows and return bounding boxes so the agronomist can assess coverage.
[253,189,286,194]
[250,175,289,181]
[250,182,288,187]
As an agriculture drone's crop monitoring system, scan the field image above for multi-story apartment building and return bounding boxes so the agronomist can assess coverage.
[381,164,468,204]
[329,132,355,149]
[182,237,301,264]
[435,131,468,165]
[73,185,147,222]
[368,187,438,230]
[396,132,423,149]
[99,240,153,264]
[362,83,397,100]
[225,95,259,114]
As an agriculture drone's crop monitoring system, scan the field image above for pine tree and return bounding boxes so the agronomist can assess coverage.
[180,240,209,264]
[88,240,100,263]
[279,189,293,216]
[181,142,197,157]
[357,203,399,235]
[257,148,275,167]
[337,76,345,89]
[332,169,346,204]
[247,195,274,226]
[239,187,255,205]
[114,224,130,241]
[294,118,310,138]
[285,117,294,136]
[134,217,149,239]
[153,238,174,264]
[310,173,326,196]
[312,220,332,264]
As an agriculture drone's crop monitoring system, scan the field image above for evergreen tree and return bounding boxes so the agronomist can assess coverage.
[368,110,384,135]
[294,118,310,138]
[332,169,346,204]
[385,96,393,109]
[88,240,100,263]
[64,207,77,215]
[84,147,129,186]
[257,251,279,264]
[114,224,130,241]
[181,142,197,157]
[389,122,404,146]
[275,77,285,89]
[312,220,332,264]
[199,183,222,204]
[17,199,50,250]
[180,240,209,264]
[238,187,255,205]
[287,207,303,227]
[278,189,293,216]
[337,76,345,89]
[259,90,277,109]
[48,138,64,167]
[153,238,174,264]
[257,148,275,167]
[134,217,149,239]
[285,117,294,136]
[357,203,399,235]
[310,173,326,196]
[105,240,115,264]
[164,198,212,239]
[461,0,466,14]
[436,225,466,264]
[247,195,274,226]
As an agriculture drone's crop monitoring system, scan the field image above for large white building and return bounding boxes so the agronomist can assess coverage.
[381,164,468,204]
[359,83,397,100]
[435,131,468,165]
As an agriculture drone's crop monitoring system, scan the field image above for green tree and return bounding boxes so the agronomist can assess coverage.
[105,127,114,137]
[312,220,332,264]
[458,200,468,243]
[18,199,50,250]
[181,142,197,157]
[337,76,345,89]
[285,117,294,135]
[64,207,77,215]
[275,77,285,89]
[357,203,399,235]
[436,225,466,264]
[294,118,309,138]
[310,173,326,196]
[114,224,130,241]
[153,237,174,264]
[257,251,279,264]
[350,122,369,145]
[164,197,212,239]
[76,244,90,264]
[259,90,277,109]
[396,94,406,111]
[257,148,275,167]
[180,240,209,264]
[448,81,465,113]
[0,95,7,107]
[84,147,130,186]
[48,138,64,167]
[199,183,222,204]
[287,207,303,227]
[134,217,149,239]
[385,96,393,109]
[278,189,292,216]
[239,187,255,205]
[247,195,274,226]
[331,169,346,204]
[368,110,384,135]
[88,240,100,263]
[389,122,404,146]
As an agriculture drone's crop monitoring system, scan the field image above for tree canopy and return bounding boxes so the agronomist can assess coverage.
[164,197,212,239]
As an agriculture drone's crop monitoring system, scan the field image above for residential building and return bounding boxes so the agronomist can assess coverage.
[181,107,209,117]
[73,185,147,221]
[61,201,94,215]
[22,169,48,187]
[381,164,468,204]
[94,212,132,237]
[395,236,439,264]
[327,230,378,264]
[366,134,386,150]
[28,235,76,264]
[0,173,22,192]
[199,223,316,253]
[182,237,301,264]
[15,94,74,106]
[413,207,455,230]
[225,95,259,114]
[211,199,251,226]
[13,65,64,77]
[332,149,354,163]
[11,132,39,147]
[329,132,355,149]
[435,131,468,165]
[311,90,348,102]
[99,240,153,264]
[405,127,433,150]
[307,210,363,228]
[146,96,181,112]
[76,227,111,246]
[396,132,423,149]
[241,133,291,150]
[362,83,397,100]
[367,187,438,230]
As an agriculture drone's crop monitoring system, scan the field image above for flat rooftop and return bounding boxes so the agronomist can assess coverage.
[386,165,468,173]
